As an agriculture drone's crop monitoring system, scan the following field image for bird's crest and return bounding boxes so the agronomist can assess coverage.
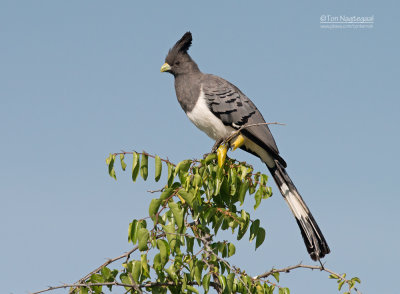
[165,32,192,64]
[172,32,192,53]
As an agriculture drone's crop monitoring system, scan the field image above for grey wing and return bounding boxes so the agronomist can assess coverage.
[201,75,287,167]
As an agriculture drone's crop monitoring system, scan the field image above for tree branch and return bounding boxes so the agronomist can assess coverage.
[30,280,221,294]
[254,263,362,294]
[75,245,138,285]
[223,122,286,147]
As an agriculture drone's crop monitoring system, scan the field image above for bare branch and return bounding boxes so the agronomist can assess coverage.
[223,121,286,146]
[30,280,220,294]
[75,245,138,285]
[254,263,362,294]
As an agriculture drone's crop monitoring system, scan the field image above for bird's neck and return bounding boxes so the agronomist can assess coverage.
[174,72,202,113]
[187,61,201,74]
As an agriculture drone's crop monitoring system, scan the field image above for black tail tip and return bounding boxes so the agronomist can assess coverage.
[296,218,331,261]
[309,244,331,261]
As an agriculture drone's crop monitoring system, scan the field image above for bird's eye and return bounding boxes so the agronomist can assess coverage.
[175,61,180,65]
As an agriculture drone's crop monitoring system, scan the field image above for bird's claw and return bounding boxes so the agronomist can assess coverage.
[210,138,224,154]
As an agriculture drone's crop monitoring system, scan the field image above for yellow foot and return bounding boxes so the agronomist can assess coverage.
[217,144,228,168]
[231,134,246,150]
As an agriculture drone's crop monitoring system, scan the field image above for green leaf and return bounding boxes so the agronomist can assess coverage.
[240,165,249,180]
[219,260,226,274]
[119,273,130,288]
[218,275,227,291]
[137,228,149,251]
[141,254,150,278]
[260,174,268,185]
[329,274,339,279]
[156,239,170,266]
[272,272,280,283]
[167,163,175,186]
[168,201,184,231]
[202,274,211,293]
[149,199,162,220]
[107,154,117,180]
[131,260,142,283]
[222,243,228,258]
[165,264,178,282]
[236,281,243,293]
[226,273,235,293]
[153,253,162,271]
[177,189,194,207]
[249,183,256,195]
[279,288,290,294]
[105,153,112,165]
[108,154,115,175]
[193,173,202,188]
[155,155,162,182]
[189,258,195,280]
[132,152,140,182]
[338,280,345,291]
[229,168,237,196]
[352,277,361,283]
[228,243,236,257]
[238,182,249,206]
[182,273,188,291]
[237,211,249,240]
[79,287,89,294]
[90,274,104,294]
[265,284,275,294]
[140,153,148,180]
[101,267,111,280]
[162,222,178,252]
[254,188,262,210]
[110,168,116,180]
[120,154,127,171]
[185,235,194,254]
[213,215,224,235]
[249,219,260,242]
[186,285,199,294]
[128,222,133,242]
[204,153,217,163]
[194,260,204,286]
[174,160,191,178]
[129,219,139,244]
[255,227,266,249]
[159,187,174,201]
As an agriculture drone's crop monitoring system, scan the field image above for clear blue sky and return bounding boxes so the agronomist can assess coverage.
[1,1,399,293]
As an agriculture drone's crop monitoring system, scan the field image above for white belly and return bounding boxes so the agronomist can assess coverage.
[186,89,234,140]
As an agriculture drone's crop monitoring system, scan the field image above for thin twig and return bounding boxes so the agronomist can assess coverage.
[147,188,164,193]
[30,280,220,294]
[75,246,138,285]
[254,263,362,294]
[223,121,286,147]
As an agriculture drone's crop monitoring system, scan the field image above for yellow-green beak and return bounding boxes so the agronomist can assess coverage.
[160,63,172,72]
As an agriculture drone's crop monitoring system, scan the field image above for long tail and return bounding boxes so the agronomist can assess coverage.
[268,159,330,261]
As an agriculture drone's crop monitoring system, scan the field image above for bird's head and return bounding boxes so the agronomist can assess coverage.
[160,32,200,76]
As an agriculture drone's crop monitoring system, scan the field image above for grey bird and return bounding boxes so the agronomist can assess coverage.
[160,32,330,261]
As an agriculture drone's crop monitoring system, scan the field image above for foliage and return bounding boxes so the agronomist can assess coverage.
[61,151,361,294]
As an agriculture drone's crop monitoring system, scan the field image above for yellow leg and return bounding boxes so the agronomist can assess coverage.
[217,144,227,167]
[231,134,246,150]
